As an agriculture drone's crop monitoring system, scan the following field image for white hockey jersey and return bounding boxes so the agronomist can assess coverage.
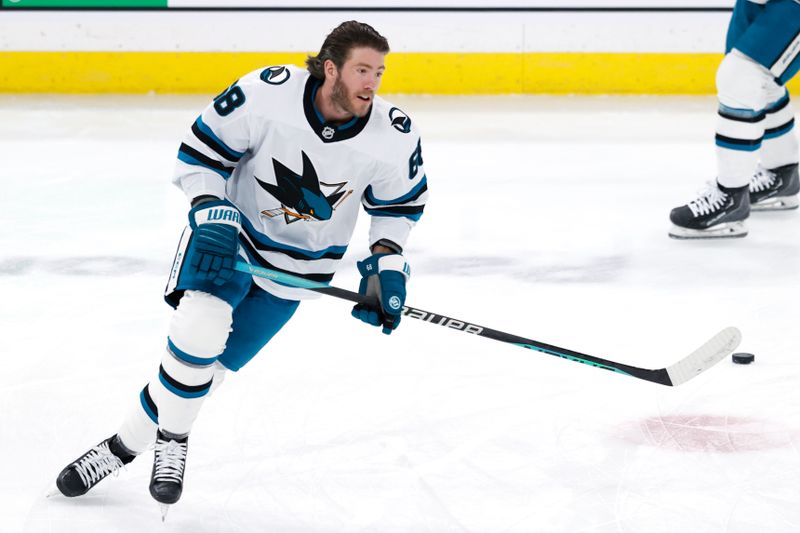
[173,65,428,300]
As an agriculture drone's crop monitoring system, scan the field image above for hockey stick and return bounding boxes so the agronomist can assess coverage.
[234,261,741,386]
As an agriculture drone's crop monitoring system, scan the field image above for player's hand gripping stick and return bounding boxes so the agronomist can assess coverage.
[185,201,242,287]
[351,253,410,334]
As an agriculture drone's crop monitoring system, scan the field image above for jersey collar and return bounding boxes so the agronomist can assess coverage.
[303,76,372,143]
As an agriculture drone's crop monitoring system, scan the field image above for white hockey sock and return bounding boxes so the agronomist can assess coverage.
[715,50,769,188]
[117,362,230,454]
[117,384,159,454]
[148,290,233,436]
[761,91,799,169]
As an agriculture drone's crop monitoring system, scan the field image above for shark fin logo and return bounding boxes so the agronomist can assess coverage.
[260,66,290,85]
[256,151,353,224]
[389,107,411,133]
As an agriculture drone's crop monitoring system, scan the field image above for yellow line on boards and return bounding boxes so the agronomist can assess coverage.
[2,51,794,95]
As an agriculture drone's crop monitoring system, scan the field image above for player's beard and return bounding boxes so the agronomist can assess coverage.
[330,77,368,118]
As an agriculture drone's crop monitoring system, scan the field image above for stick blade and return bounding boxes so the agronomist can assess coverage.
[665,326,742,386]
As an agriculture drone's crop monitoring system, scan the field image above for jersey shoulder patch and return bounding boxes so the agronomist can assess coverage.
[388,106,413,134]
[373,97,416,136]
[259,65,293,86]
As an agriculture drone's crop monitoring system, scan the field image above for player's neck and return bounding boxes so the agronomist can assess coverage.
[315,83,354,125]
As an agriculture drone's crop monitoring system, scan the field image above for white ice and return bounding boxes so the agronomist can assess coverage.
[1,94,799,533]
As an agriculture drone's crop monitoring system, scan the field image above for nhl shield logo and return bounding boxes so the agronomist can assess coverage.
[321,126,335,140]
[260,66,291,85]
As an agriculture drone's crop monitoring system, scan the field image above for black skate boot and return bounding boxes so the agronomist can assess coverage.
[669,181,750,239]
[749,163,800,211]
[149,429,189,511]
[55,435,137,497]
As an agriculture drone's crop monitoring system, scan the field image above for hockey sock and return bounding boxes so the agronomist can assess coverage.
[118,362,229,454]
[715,50,770,188]
[761,90,799,170]
[148,290,233,436]
[715,104,764,188]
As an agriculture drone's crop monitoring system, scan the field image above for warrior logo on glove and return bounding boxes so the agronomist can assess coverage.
[388,295,403,311]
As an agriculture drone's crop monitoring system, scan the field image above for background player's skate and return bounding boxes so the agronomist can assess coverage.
[669,181,749,239]
[749,163,800,210]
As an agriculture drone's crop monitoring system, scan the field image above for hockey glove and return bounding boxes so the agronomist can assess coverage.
[186,201,242,287]
[351,253,410,335]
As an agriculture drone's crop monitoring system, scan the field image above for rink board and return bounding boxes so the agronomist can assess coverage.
[0,51,728,94]
[0,7,795,94]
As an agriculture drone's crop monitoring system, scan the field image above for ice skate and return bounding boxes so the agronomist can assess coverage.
[669,181,750,239]
[749,163,800,211]
[149,429,189,516]
[55,435,136,497]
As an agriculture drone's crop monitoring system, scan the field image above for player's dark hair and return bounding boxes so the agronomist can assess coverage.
[306,21,390,80]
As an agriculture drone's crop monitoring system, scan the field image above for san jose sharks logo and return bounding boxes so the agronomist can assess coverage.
[260,65,290,85]
[255,151,352,224]
[389,107,411,133]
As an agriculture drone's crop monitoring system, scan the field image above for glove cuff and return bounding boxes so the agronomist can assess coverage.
[189,201,242,231]
[378,254,411,281]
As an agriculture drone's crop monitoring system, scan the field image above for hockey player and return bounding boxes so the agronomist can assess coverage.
[669,0,800,239]
[53,21,428,514]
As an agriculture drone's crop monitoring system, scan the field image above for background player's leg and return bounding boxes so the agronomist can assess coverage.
[750,87,800,210]
[715,50,769,189]
[668,51,764,239]
[732,0,800,209]
[669,0,800,238]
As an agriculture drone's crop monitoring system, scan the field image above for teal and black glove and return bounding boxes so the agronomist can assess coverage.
[185,201,241,287]
[351,253,410,335]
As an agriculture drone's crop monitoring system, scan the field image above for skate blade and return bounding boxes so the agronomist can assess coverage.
[45,484,61,498]
[668,221,747,239]
[159,503,171,522]
[751,195,799,211]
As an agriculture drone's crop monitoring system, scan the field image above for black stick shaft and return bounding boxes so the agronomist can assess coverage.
[309,284,670,384]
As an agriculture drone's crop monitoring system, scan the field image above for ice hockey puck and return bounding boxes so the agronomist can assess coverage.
[732,352,755,365]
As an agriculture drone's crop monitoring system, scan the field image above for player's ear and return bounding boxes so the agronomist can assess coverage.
[323,59,338,81]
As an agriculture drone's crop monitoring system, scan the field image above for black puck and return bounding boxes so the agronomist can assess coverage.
[732,352,755,365]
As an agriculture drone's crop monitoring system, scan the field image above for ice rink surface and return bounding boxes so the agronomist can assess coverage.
[1,93,799,532]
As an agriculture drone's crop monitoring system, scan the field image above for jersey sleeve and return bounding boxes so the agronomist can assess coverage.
[172,73,259,202]
[362,131,429,251]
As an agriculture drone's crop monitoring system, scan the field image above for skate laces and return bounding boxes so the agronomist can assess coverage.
[749,165,776,193]
[688,182,728,216]
[153,438,187,483]
[73,441,125,488]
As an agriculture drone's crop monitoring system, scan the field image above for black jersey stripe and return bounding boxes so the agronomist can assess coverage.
[191,119,243,163]
[365,204,426,216]
[363,180,428,208]
[240,238,335,283]
[240,227,345,261]
[179,143,235,176]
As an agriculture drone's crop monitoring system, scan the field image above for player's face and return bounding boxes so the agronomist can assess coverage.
[330,47,385,118]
